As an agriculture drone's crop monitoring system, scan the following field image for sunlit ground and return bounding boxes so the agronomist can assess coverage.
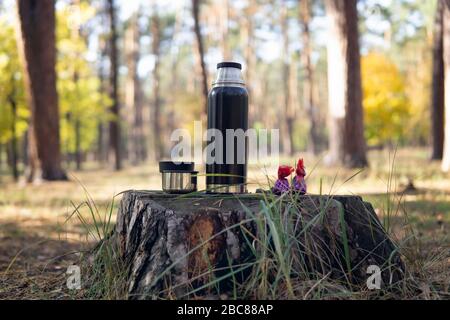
[0,147,449,299]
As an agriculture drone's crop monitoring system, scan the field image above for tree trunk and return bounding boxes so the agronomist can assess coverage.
[219,0,231,60]
[151,5,164,161]
[260,69,273,128]
[125,12,146,165]
[442,0,450,172]
[281,3,295,156]
[0,143,5,178]
[301,0,320,155]
[0,144,3,174]
[242,1,257,127]
[15,0,67,181]
[9,96,19,181]
[167,7,183,147]
[21,128,29,178]
[91,191,404,299]
[107,0,122,171]
[97,24,109,165]
[325,0,368,168]
[70,0,83,171]
[192,0,209,117]
[432,0,445,161]
[75,119,82,171]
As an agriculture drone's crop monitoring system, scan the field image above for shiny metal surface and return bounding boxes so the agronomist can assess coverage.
[213,67,246,88]
[206,184,247,194]
[161,172,197,194]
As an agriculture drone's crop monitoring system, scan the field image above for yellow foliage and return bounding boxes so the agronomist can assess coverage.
[402,40,432,145]
[56,3,111,153]
[0,18,29,144]
[361,53,410,146]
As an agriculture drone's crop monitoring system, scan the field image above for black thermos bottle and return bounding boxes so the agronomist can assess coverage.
[206,62,249,194]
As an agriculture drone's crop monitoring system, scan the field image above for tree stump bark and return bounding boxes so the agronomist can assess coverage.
[104,191,404,299]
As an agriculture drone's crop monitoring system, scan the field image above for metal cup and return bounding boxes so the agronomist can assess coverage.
[159,161,197,194]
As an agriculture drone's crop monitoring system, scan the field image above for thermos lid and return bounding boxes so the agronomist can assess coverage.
[217,62,242,70]
[159,161,195,173]
[214,62,245,86]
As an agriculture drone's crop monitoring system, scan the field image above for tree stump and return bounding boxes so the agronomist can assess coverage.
[104,191,404,299]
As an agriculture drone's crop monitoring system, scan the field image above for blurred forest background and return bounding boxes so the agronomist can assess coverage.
[0,0,449,181]
[1,0,450,300]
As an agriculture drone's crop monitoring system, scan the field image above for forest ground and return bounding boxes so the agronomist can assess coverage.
[0,148,448,299]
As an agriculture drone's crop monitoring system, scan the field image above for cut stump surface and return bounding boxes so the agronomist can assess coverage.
[103,191,403,299]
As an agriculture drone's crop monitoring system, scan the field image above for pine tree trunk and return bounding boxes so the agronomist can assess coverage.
[8,89,19,181]
[75,119,82,171]
[107,0,122,171]
[151,5,164,161]
[281,3,294,156]
[0,143,3,174]
[16,0,67,181]
[242,1,257,127]
[97,25,109,165]
[301,0,320,155]
[192,0,209,117]
[325,0,368,168]
[7,140,18,181]
[126,12,146,165]
[432,0,445,161]
[442,0,450,172]
[167,8,183,146]
[219,0,231,60]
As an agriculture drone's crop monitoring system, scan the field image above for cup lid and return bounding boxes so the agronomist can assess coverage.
[159,161,195,173]
[217,62,242,70]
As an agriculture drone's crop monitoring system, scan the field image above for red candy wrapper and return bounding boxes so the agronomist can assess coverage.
[272,165,294,195]
[292,159,307,194]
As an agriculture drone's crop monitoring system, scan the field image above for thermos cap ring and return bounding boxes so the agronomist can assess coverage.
[159,161,195,173]
[217,62,242,70]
